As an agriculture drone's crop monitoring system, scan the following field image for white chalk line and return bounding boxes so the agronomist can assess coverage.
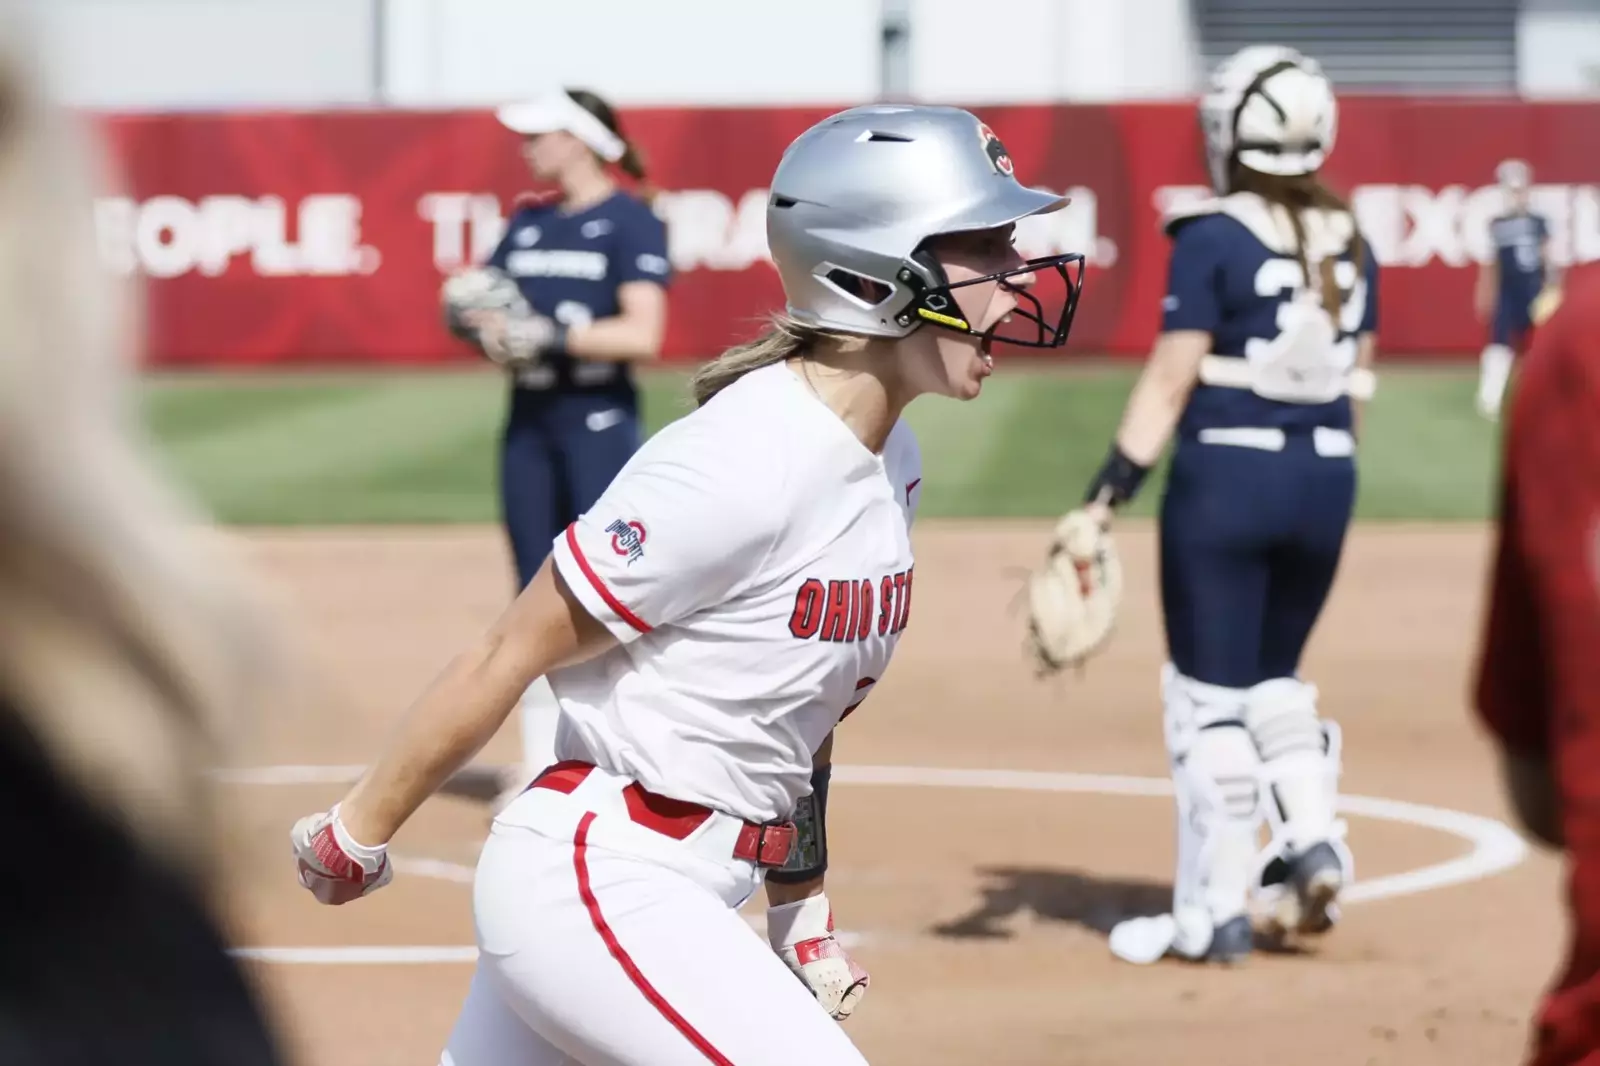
[831,764,1530,906]
[227,762,1527,965]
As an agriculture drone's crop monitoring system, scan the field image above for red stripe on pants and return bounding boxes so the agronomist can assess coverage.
[572,811,737,1066]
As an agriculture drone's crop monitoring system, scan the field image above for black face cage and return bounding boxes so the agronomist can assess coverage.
[894,252,1087,349]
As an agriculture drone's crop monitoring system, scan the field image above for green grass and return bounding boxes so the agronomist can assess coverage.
[138,362,1501,526]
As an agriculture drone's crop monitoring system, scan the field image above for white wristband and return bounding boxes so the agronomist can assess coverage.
[328,804,388,868]
[766,892,832,949]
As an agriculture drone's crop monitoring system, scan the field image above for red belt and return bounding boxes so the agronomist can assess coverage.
[529,760,797,869]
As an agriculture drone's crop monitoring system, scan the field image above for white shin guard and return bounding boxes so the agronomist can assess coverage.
[1244,678,1351,878]
[1163,667,1265,950]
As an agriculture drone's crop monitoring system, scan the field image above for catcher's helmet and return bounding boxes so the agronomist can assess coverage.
[1199,45,1338,194]
[765,105,1085,349]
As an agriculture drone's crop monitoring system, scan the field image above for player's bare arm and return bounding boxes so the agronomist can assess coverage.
[564,280,668,362]
[1020,330,1202,675]
[335,559,615,847]
[1109,328,1210,471]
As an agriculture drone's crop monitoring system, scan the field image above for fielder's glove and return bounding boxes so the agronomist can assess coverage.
[441,266,525,336]
[440,267,557,369]
[1024,507,1124,675]
[766,893,869,1021]
[290,804,392,906]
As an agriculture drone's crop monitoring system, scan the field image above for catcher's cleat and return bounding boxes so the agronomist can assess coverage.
[1260,841,1346,942]
[1204,915,1255,964]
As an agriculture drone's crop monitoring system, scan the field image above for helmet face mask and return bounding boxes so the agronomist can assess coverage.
[893,250,1087,350]
[765,104,1088,350]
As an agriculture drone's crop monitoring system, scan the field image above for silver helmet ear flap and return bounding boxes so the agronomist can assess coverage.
[890,248,963,332]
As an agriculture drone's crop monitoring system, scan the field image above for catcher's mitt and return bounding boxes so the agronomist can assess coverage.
[1025,508,1124,674]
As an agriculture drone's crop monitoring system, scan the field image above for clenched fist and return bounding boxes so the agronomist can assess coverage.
[766,893,869,1021]
[290,805,393,906]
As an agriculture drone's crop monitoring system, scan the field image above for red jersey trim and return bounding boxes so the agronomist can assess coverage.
[565,524,652,634]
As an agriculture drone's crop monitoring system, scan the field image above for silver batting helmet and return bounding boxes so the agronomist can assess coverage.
[765,104,1085,348]
[1199,45,1338,193]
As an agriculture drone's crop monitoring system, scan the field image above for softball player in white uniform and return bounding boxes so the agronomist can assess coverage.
[290,104,1086,1066]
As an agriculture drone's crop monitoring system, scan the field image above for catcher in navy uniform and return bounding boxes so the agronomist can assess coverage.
[1027,45,1378,966]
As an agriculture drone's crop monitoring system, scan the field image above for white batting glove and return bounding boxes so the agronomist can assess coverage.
[766,893,869,1021]
[290,804,393,906]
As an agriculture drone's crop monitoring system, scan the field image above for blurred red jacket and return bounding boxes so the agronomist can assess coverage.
[1475,262,1600,1066]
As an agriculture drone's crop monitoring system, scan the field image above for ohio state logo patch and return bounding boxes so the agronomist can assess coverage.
[607,518,647,565]
[977,122,1014,176]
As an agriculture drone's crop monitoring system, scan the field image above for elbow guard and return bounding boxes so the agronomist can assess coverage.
[767,763,830,885]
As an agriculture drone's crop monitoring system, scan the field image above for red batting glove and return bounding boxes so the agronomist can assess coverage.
[766,893,870,1020]
[290,805,393,906]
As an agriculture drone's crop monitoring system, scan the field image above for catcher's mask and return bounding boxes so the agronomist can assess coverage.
[892,246,1086,350]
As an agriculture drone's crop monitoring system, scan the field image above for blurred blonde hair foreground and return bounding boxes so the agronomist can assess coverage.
[0,11,292,885]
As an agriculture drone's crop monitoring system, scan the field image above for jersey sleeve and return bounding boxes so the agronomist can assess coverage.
[612,203,673,287]
[549,423,779,643]
[1161,219,1225,334]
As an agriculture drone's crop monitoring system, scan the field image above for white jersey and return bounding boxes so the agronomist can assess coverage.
[547,361,922,823]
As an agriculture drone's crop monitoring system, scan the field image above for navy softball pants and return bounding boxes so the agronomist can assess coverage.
[500,388,641,591]
[1158,432,1357,690]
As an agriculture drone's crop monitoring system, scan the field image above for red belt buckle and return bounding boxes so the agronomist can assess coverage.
[735,821,797,868]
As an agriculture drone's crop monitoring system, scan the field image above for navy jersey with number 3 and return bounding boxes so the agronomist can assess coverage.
[1153,197,1376,690]
[1162,210,1378,434]
[488,190,671,398]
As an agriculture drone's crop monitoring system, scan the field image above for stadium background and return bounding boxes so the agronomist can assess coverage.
[59,1,1600,1063]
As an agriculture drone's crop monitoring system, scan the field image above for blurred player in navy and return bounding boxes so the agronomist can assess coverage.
[1476,159,1559,421]
[1088,47,1378,966]
[442,87,671,804]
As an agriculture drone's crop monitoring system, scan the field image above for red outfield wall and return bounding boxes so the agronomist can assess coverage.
[94,100,1600,367]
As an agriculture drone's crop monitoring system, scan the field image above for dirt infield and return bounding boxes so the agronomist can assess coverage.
[218,520,1559,1066]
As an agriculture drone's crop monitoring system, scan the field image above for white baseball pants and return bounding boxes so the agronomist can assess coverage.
[439,768,869,1066]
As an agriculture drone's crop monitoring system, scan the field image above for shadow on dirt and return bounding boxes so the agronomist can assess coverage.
[930,866,1173,940]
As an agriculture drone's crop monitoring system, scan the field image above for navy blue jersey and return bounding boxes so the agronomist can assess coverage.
[1490,211,1548,308]
[488,190,671,395]
[1162,208,1378,435]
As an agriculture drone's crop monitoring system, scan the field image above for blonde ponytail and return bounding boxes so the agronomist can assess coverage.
[690,314,821,407]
